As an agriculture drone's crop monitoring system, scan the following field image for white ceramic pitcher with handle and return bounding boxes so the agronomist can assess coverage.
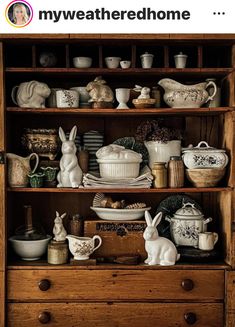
[66,235,102,260]
[158,78,217,108]
[6,153,39,187]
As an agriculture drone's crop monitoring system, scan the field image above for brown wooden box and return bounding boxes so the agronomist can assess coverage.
[84,220,147,260]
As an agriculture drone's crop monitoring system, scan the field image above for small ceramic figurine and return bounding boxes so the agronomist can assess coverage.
[134,85,151,99]
[143,211,180,266]
[57,126,83,188]
[86,76,114,103]
[11,80,51,108]
[53,211,67,242]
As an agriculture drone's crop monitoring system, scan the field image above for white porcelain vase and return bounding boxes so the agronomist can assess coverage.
[144,140,181,169]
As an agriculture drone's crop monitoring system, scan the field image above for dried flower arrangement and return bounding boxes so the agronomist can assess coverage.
[135,119,182,143]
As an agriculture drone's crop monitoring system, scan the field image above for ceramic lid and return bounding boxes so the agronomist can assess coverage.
[174,52,187,58]
[182,141,226,153]
[140,52,154,58]
[173,202,204,220]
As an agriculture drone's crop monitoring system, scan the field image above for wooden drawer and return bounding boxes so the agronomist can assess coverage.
[8,269,224,301]
[8,303,224,327]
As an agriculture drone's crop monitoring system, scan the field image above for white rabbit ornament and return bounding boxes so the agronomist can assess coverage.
[57,126,83,188]
[53,211,67,242]
[143,211,180,266]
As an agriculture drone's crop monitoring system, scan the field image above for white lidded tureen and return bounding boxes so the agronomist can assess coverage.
[165,202,212,248]
[182,141,229,169]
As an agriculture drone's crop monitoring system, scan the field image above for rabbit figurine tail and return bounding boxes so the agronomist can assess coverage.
[143,211,180,266]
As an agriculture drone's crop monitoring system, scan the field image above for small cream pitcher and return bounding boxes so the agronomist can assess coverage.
[6,153,39,187]
[198,232,218,251]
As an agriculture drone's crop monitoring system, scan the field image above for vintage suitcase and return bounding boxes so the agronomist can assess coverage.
[84,220,147,260]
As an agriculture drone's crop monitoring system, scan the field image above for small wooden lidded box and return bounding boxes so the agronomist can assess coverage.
[84,220,147,260]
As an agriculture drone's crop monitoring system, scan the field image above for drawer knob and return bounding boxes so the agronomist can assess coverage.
[184,312,197,325]
[38,311,51,324]
[181,279,194,291]
[38,279,51,291]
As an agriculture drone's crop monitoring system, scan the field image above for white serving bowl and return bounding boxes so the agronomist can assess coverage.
[73,57,92,68]
[9,235,51,261]
[105,57,121,69]
[97,159,142,179]
[90,207,151,221]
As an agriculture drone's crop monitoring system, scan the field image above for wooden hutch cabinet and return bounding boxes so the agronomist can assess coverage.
[0,34,234,327]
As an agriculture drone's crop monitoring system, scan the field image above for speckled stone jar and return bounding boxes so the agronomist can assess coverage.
[47,240,68,264]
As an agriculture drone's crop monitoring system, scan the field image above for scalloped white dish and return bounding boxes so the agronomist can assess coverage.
[90,206,151,221]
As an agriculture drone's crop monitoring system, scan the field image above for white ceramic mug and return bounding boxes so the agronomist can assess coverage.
[56,89,79,108]
[198,232,218,251]
[66,235,102,260]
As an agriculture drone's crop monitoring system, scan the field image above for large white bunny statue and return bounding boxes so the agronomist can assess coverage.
[53,211,67,242]
[143,211,180,266]
[57,126,83,188]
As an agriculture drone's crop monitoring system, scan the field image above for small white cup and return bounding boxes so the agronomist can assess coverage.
[198,232,218,251]
[120,60,131,69]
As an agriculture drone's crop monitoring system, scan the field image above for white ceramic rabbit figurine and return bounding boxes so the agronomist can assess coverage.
[53,211,67,242]
[134,85,151,99]
[143,211,180,266]
[57,126,83,188]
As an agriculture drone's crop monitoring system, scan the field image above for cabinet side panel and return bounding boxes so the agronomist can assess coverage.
[222,112,235,187]
[0,42,6,269]
[226,271,235,327]
[218,192,232,266]
[0,42,6,327]
[0,272,5,327]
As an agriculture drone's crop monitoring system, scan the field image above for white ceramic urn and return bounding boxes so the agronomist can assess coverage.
[165,203,212,248]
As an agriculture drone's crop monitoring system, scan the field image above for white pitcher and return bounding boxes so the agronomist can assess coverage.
[6,153,39,187]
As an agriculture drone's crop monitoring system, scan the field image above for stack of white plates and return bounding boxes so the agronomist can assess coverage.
[83,130,104,172]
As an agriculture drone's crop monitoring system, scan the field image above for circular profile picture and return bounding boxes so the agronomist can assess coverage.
[5,0,33,28]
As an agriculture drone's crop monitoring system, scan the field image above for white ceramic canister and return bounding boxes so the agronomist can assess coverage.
[144,140,181,169]
[174,52,188,68]
[56,89,79,108]
[182,141,229,169]
[140,52,154,68]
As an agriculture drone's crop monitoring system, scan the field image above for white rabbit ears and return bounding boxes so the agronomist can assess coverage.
[69,125,77,141]
[59,125,77,142]
[56,211,66,219]
[145,211,162,227]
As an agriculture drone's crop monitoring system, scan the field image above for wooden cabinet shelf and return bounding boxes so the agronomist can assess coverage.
[1,34,235,327]
[6,107,234,116]
[5,67,234,76]
[7,187,232,193]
